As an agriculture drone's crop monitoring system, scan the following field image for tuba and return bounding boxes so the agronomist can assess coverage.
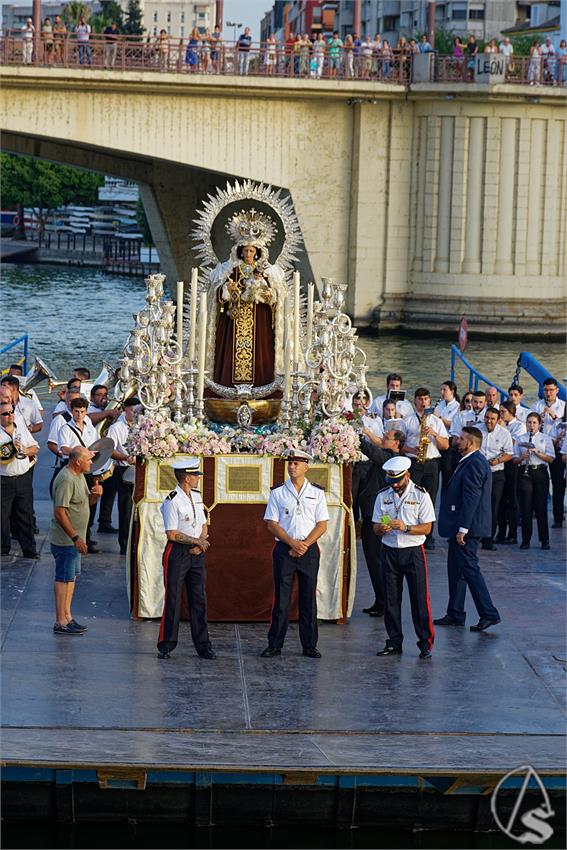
[96,378,138,438]
[21,357,59,393]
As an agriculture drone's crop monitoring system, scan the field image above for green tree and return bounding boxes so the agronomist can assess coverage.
[62,1,90,29]
[123,0,144,37]
[510,35,536,57]
[90,0,124,34]
[0,154,104,237]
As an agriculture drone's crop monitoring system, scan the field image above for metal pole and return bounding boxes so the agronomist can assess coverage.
[32,0,41,63]
[215,0,224,31]
[427,1,436,48]
[353,0,361,37]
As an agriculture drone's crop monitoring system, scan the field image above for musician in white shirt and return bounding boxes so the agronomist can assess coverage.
[107,398,139,555]
[478,408,513,549]
[513,412,554,550]
[368,373,414,419]
[507,385,529,424]
[531,378,566,528]
[496,400,526,544]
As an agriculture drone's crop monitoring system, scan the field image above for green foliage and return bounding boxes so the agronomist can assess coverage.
[90,0,124,34]
[123,0,144,37]
[136,199,154,246]
[0,154,104,233]
[62,1,90,28]
[510,35,536,57]
[434,28,458,54]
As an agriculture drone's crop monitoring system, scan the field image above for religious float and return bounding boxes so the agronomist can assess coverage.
[118,181,371,622]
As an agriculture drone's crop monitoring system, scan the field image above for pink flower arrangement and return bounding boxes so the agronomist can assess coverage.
[308,418,360,464]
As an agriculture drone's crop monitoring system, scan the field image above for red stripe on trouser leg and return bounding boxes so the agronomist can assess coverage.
[421,544,435,646]
[158,542,172,644]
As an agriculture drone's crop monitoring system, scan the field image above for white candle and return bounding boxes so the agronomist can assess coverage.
[306,281,314,353]
[196,290,207,403]
[176,280,184,352]
[293,270,300,367]
[188,267,198,363]
[283,340,291,402]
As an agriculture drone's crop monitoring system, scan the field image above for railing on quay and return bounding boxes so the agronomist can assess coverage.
[451,344,509,400]
[0,334,29,375]
[2,32,566,87]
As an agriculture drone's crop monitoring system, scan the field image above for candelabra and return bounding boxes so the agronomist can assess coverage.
[299,277,371,420]
[119,274,187,420]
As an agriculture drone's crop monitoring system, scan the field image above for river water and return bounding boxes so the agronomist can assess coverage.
[3,263,565,404]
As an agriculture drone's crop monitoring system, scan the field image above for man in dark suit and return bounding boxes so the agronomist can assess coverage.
[358,429,405,616]
[434,426,501,632]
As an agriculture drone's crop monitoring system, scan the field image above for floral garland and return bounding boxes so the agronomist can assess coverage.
[126,412,359,464]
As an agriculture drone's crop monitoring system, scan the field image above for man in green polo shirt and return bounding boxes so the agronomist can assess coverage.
[49,446,102,635]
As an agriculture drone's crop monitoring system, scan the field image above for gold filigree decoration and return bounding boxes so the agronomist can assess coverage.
[233,300,255,383]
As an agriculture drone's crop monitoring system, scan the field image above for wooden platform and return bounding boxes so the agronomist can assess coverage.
[1,435,565,830]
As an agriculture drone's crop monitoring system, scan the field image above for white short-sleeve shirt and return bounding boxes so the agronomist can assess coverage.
[369,393,414,419]
[264,478,329,540]
[56,417,98,451]
[404,413,448,460]
[0,419,38,477]
[16,395,43,427]
[513,432,554,467]
[478,423,514,472]
[531,398,566,436]
[372,481,435,548]
[107,416,131,466]
[161,484,207,537]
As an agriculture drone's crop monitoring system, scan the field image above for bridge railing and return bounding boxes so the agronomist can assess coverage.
[0,334,29,375]
[2,32,565,86]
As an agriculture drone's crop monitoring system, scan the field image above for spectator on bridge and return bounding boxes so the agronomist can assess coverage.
[372,33,383,77]
[361,34,373,79]
[75,17,92,66]
[201,28,212,72]
[396,35,411,81]
[465,34,479,80]
[210,23,222,73]
[185,28,200,72]
[419,34,433,53]
[484,38,498,55]
[344,34,354,78]
[264,33,277,75]
[452,36,464,79]
[557,40,567,85]
[528,40,542,85]
[541,36,556,83]
[499,36,514,76]
[103,21,120,68]
[312,33,325,78]
[237,27,252,75]
[352,32,361,77]
[53,15,67,64]
[156,29,169,71]
[21,18,35,65]
[381,39,393,79]
[42,17,54,66]
[298,34,311,77]
[409,38,419,56]
[327,31,343,79]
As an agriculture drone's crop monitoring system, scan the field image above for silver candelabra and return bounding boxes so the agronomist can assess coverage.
[119,274,186,420]
[298,278,370,421]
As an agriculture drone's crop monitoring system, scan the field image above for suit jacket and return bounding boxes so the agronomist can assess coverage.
[358,439,395,519]
[438,450,492,538]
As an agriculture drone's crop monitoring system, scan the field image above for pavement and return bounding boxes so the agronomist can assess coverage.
[1,427,565,776]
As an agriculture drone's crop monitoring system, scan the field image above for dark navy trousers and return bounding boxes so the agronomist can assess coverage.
[446,536,500,623]
[361,517,384,609]
[157,542,211,655]
[267,541,319,651]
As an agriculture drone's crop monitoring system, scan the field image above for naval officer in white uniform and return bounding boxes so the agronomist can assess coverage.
[157,458,215,660]
[262,449,329,659]
[373,456,436,659]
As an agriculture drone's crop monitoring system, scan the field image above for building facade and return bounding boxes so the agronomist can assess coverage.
[138,1,216,38]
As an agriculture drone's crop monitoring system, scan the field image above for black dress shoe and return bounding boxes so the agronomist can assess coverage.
[541,542,550,550]
[505,538,517,545]
[119,547,127,555]
[157,650,171,660]
[470,617,501,632]
[433,615,464,626]
[21,551,39,559]
[419,649,432,659]
[494,537,506,545]
[552,521,563,528]
[260,647,281,658]
[520,542,530,550]
[98,525,118,534]
[363,604,384,617]
[376,645,402,656]
[198,648,217,660]
[87,543,99,554]
[302,648,322,658]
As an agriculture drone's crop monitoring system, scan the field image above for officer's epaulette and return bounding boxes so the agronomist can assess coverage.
[310,482,325,490]
[166,490,177,500]
[414,484,427,493]
[191,488,201,493]
[270,483,284,490]
[377,486,390,494]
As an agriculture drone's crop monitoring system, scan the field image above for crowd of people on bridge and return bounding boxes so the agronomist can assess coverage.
[12,18,567,85]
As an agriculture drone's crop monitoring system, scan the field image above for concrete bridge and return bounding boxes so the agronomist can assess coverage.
[1,67,565,335]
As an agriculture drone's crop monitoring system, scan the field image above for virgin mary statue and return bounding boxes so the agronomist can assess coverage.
[206,209,287,397]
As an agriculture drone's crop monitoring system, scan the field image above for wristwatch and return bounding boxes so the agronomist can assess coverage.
[404,525,412,534]
[71,535,79,543]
